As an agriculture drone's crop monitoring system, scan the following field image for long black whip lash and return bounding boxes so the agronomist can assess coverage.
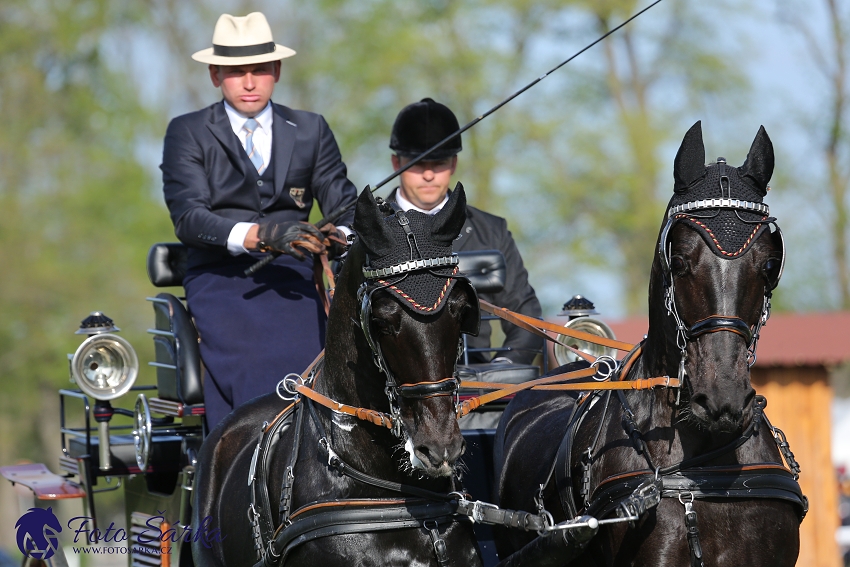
[246,0,663,276]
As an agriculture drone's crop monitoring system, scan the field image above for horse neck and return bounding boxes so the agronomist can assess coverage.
[319,242,386,410]
[616,259,697,461]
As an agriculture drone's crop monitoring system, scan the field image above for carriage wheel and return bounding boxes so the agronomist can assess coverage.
[134,393,152,471]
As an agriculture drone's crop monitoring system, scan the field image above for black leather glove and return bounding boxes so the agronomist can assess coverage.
[257,221,326,261]
[319,224,349,260]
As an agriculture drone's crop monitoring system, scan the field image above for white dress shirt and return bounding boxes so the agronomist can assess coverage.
[395,189,449,215]
[223,102,273,254]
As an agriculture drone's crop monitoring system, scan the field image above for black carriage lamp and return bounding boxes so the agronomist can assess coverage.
[70,312,139,472]
[552,295,618,367]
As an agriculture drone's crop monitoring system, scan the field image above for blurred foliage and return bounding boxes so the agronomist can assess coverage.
[0,0,174,462]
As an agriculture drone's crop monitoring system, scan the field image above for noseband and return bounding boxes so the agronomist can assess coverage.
[658,195,785,375]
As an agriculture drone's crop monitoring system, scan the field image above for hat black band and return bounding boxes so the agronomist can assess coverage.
[213,42,276,57]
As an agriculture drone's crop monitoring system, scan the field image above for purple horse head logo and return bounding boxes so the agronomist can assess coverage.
[15,507,63,559]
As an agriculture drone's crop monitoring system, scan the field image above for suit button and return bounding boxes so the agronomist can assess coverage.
[257,180,264,186]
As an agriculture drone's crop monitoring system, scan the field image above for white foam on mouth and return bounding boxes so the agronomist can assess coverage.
[331,413,355,432]
[405,438,427,470]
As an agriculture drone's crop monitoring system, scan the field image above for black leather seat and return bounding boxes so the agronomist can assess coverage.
[456,249,506,294]
[146,244,203,406]
[455,249,540,385]
[146,242,187,287]
[455,250,541,429]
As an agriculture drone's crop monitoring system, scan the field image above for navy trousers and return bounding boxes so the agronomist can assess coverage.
[184,254,326,429]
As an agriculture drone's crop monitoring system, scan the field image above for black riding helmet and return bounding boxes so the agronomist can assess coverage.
[390,98,462,159]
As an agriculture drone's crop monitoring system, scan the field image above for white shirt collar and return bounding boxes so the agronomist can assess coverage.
[395,189,449,215]
[223,100,273,135]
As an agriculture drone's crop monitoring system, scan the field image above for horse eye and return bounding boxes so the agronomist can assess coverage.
[670,256,687,275]
[764,258,781,284]
[371,317,395,336]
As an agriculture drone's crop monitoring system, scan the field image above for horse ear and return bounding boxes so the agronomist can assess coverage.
[673,121,706,194]
[431,182,468,244]
[737,126,774,196]
[353,185,394,255]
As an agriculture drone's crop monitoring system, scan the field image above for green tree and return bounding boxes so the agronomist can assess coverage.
[0,0,174,551]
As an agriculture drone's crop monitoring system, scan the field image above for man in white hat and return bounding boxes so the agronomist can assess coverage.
[161,12,356,429]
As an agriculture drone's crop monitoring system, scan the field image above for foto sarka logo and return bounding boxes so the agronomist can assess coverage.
[15,507,63,560]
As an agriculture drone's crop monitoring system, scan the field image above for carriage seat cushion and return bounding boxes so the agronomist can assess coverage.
[152,293,204,405]
[456,250,506,294]
[458,362,540,388]
[147,243,188,288]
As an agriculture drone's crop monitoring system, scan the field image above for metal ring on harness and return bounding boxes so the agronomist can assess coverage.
[591,356,618,381]
[276,373,303,401]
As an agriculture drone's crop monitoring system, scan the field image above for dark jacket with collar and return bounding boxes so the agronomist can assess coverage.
[389,189,543,364]
[161,101,357,269]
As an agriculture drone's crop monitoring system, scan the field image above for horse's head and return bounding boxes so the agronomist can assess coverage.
[649,122,784,440]
[353,185,479,477]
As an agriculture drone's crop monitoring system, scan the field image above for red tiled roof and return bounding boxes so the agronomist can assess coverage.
[604,312,850,367]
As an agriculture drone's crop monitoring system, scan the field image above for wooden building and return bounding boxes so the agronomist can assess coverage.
[605,311,850,567]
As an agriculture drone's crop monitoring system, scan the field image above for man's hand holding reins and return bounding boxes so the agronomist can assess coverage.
[319,223,348,260]
[256,220,326,260]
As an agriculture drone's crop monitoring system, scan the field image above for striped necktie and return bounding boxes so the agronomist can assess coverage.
[243,118,265,173]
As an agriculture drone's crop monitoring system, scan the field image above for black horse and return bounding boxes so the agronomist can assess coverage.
[192,186,483,566]
[494,122,806,566]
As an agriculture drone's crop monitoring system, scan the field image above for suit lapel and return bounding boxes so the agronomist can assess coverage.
[206,102,246,175]
[271,103,297,204]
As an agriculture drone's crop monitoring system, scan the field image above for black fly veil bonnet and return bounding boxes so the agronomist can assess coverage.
[353,184,479,437]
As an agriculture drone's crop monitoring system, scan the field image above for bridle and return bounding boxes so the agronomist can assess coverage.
[355,207,479,439]
[657,192,785,377]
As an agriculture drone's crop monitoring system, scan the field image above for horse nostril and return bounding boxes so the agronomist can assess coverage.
[415,444,440,467]
[691,393,709,411]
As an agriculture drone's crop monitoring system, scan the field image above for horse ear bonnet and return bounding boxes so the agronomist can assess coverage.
[666,122,774,258]
[354,183,468,315]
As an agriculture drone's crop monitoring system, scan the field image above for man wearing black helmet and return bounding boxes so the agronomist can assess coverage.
[388,98,542,365]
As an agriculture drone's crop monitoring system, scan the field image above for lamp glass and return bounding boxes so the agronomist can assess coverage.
[71,334,138,400]
[553,318,617,367]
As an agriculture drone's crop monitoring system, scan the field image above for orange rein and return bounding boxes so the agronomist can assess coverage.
[285,304,675,430]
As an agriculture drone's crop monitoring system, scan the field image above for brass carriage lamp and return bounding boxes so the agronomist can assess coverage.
[552,295,618,367]
[70,312,139,471]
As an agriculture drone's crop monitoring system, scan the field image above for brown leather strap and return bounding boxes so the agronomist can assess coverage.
[288,498,412,523]
[457,369,679,418]
[295,385,395,429]
[479,300,637,352]
[312,253,331,316]
[457,366,596,417]
[531,376,679,391]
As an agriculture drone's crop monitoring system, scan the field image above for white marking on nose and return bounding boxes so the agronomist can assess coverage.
[405,438,427,470]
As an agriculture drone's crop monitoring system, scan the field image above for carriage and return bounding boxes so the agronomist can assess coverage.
[1,124,807,567]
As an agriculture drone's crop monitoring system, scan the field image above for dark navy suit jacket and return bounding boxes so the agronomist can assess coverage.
[161,100,357,269]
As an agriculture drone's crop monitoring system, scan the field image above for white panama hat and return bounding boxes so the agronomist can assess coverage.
[192,12,295,66]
